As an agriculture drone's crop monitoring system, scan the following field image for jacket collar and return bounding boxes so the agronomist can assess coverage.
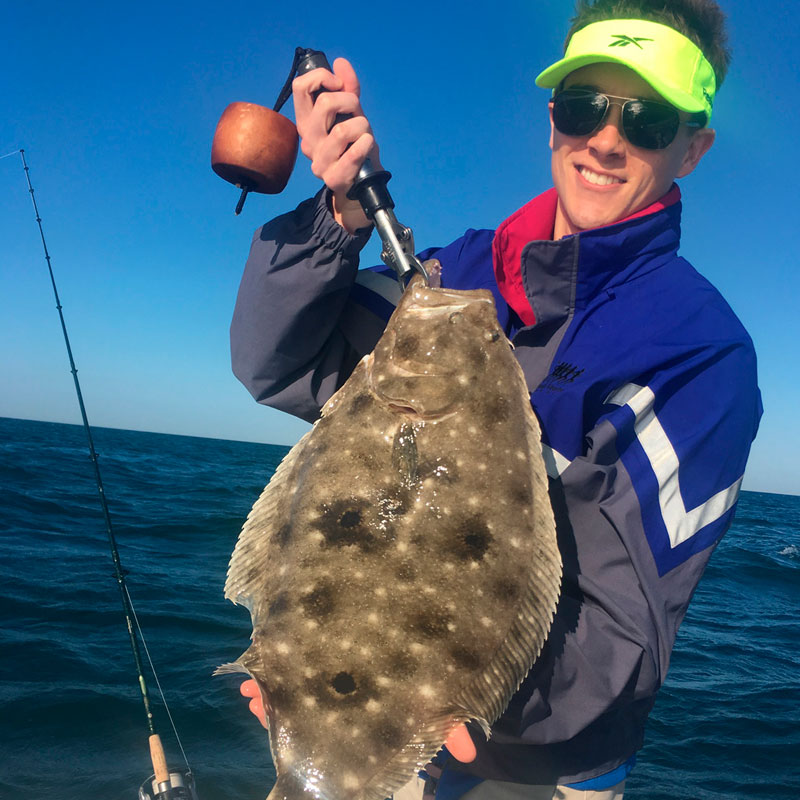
[492,185,682,326]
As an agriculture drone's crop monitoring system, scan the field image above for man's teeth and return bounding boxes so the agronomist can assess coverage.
[579,167,623,186]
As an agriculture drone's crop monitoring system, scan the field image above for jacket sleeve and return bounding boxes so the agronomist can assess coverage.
[230,193,496,423]
[230,190,388,422]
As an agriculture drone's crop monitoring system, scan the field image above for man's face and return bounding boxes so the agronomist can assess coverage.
[549,62,715,238]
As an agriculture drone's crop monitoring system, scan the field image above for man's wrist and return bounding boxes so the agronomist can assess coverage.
[330,190,372,234]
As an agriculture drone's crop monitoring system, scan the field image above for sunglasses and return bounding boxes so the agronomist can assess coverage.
[552,88,706,150]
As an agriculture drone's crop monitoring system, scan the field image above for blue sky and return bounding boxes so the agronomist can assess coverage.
[2,1,798,495]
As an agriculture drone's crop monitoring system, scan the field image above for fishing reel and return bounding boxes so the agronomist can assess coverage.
[138,768,198,800]
[211,47,428,284]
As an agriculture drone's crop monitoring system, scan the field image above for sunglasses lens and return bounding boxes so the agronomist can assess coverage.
[552,90,608,136]
[553,90,682,150]
[622,100,680,149]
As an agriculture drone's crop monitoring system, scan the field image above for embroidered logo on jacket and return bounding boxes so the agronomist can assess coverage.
[539,361,585,392]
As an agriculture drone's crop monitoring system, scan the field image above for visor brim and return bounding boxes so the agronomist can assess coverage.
[536,54,706,115]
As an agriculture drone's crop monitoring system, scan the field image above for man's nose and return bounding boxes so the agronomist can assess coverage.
[587,104,626,156]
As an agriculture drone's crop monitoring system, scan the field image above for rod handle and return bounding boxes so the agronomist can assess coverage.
[149,733,170,784]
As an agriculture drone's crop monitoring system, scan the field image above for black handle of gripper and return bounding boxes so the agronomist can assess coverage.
[294,47,393,220]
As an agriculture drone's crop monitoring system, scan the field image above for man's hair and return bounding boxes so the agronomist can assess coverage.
[566,0,731,88]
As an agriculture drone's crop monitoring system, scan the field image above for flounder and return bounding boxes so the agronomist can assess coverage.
[221,264,561,800]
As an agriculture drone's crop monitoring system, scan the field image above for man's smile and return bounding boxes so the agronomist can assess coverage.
[576,165,626,186]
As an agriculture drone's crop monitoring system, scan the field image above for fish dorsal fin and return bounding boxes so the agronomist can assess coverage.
[224,428,314,612]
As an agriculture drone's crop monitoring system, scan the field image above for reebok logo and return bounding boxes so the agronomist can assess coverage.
[609,34,653,49]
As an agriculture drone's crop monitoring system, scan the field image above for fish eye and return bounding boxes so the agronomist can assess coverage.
[449,311,464,324]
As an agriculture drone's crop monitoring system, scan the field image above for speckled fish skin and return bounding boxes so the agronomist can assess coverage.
[222,266,561,800]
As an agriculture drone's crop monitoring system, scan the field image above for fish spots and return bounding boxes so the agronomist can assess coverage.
[349,393,372,415]
[409,608,452,640]
[268,684,295,712]
[510,482,533,506]
[268,591,290,617]
[483,395,511,424]
[389,650,418,678]
[301,584,336,620]
[318,672,377,708]
[393,332,421,360]
[446,516,493,562]
[450,644,481,670]
[340,509,362,527]
[467,347,488,372]
[373,720,405,749]
[315,498,386,553]
[331,672,357,695]
[492,577,519,603]
[365,699,381,713]
[275,523,292,548]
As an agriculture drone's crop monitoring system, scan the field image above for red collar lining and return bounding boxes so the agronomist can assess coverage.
[492,185,681,326]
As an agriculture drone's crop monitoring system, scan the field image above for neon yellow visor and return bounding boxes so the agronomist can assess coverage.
[535,19,716,121]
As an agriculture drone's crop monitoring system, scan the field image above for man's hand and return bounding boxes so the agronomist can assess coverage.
[238,679,477,762]
[292,57,381,234]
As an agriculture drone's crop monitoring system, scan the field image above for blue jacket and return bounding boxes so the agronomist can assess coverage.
[230,185,761,786]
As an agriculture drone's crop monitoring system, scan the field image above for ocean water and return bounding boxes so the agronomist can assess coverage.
[1,416,798,800]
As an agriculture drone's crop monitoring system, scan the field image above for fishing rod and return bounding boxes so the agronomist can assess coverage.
[9,148,198,800]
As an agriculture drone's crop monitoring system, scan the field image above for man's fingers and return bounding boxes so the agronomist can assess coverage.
[445,724,477,763]
[249,697,268,727]
[332,57,360,97]
[292,68,343,120]
[240,679,268,728]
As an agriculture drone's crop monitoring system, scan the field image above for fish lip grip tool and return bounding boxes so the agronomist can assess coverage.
[211,46,429,286]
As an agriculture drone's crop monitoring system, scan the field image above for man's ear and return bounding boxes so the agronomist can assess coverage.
[677,127,716,178]
[548,102,555,150]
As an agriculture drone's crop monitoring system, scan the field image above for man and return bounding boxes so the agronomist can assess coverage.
[230,1,761,797]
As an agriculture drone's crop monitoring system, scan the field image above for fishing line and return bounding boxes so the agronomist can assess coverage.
[10,147,199,799]
[125,584,192,771]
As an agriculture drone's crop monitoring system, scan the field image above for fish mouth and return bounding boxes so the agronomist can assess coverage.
[383,401,457,422]
[387,402,420,415]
